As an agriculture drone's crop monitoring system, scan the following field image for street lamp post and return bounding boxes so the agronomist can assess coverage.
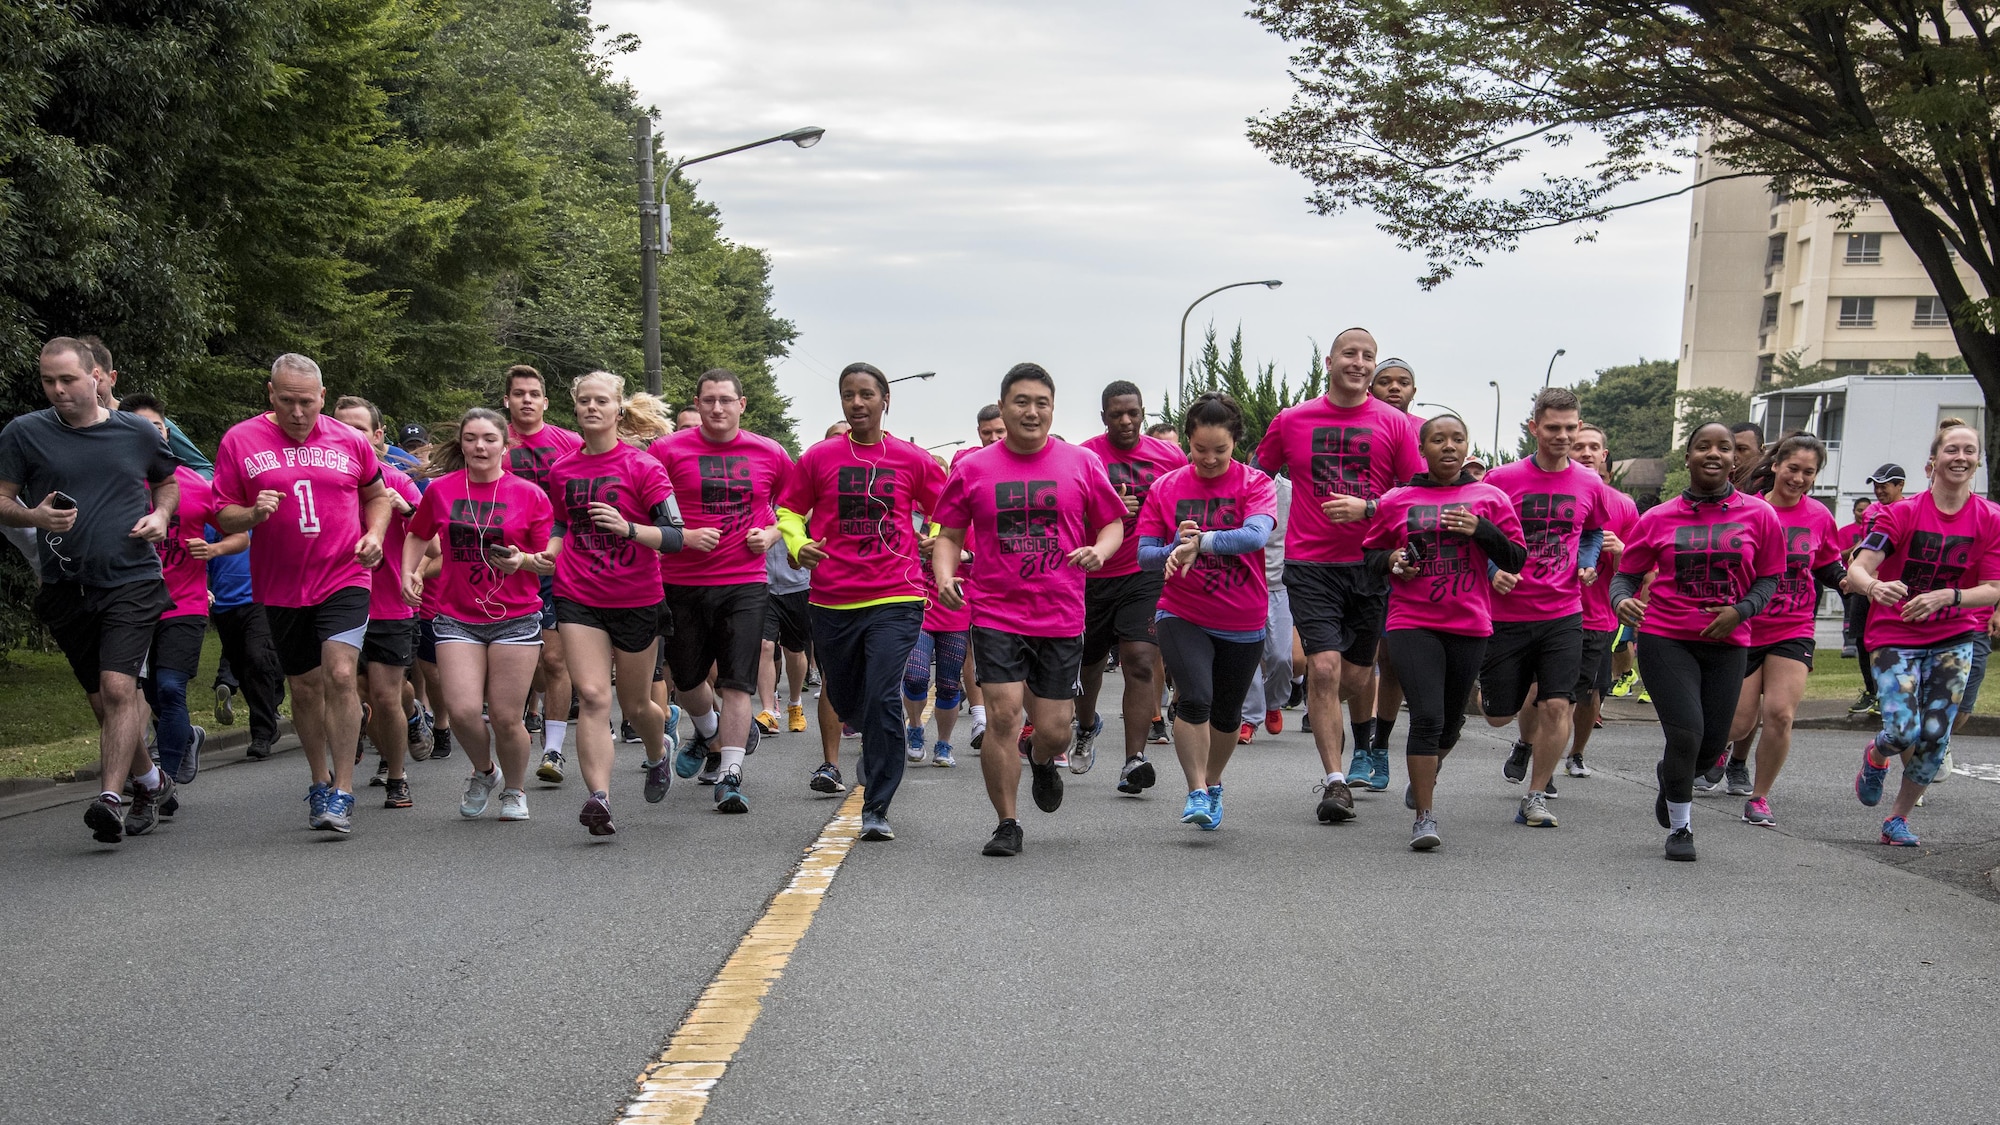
[925,439,965,452]
[887,371,936,386]
[1177,280,1282,393]
[1542,347,1567,389]
[1487,381,1502,460]
[639,122,825,395]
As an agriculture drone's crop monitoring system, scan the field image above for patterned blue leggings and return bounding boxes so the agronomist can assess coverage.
[903,629,968,711]
[1872,641,1973,785]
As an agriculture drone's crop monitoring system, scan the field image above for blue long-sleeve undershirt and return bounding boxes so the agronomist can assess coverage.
[1138,514,1274,571]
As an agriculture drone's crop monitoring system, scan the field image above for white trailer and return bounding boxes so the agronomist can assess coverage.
[1750,374,1989,512]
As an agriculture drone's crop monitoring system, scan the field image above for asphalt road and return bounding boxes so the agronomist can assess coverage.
[5,683,1999,1124]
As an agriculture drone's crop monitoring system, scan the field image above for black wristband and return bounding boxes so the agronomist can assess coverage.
[626,521,636,541]
[1954,587,1962,606]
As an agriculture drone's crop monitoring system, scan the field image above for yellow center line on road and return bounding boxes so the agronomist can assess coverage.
[616,786,867,1124]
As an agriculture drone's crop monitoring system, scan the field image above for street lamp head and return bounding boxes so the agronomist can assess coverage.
[1555,348,1567,357]
[782,127,826,149]
[1261,280,1283,288]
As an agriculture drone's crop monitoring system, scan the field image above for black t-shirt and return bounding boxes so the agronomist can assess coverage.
[0,408,180,587]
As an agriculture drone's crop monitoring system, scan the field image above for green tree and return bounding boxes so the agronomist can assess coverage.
[1247,0,2000,493]
[1569,359,1675,460]
[1160,323,1323,461]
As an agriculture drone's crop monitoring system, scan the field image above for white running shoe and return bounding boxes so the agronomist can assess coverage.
[460,768,500,818]
[497,788,530,821]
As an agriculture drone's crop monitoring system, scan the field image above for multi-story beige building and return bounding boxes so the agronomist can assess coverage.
[1676,136,1985,397]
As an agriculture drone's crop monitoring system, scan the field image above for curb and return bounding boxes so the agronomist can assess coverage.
[0,720,297,820]
[1794,713,2000,737]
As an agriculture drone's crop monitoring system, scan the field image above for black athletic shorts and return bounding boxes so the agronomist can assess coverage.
[1081,570,1163,663]
[149,616,207,679]
[1283,561,1385,661]
[662,581,767,694]
[363,617,418,668]
[537,573,558,631]
[1480,613,1584,715]
[763,589,810,652]
[36,578,171,693]
[971,626,1082,701]
[556,596,661,654]
[416,616,438,665]
[1746,635,1815,675]
[1576,628,1615,700]
[266,587,370,677]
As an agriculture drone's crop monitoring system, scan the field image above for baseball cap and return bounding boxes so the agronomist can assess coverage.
[397,422,431,448]
[1865,463,1906,484]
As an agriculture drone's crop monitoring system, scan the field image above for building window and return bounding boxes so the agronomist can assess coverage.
[1692,221,1700,238]
[1687,284,1694,302]
[1915,296,1951,328]
[1770,189,1790,207]
[1756,355,1776,384]
[1845,233,1883,264]
[1831,359,1872,375]
[1761,294,1780,330]
[1767,236,1785,268]
[1838,297,1876,328]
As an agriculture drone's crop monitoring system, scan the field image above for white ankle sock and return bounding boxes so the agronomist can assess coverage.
[136,765,163,791]
[718,747,746,776]
[693,710,719,738]
[1668,800,1693,830]
[543,720,568,753]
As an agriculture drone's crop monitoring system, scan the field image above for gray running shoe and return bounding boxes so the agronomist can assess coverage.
[1725,758,1752,796]
[1515,790,1557,828]
[1410,814,1442,851]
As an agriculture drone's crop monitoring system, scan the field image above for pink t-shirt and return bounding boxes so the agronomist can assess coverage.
[1482,457,1610,623]
[1618,491,1786,645]
[506,422,583,498]
[1136,460,1279,633]
[1363,480,1523,637]
[1861,492,2000,649]
[214,413,382,608]
[778,433,946,607]
[369,466,423,621]
[1080,433,1188,578]
[922,560,972,633]
[1750,496,1841,646]
[1835,522,1864,554]
[1254,393,1422,565]
[1582,486,1639,631]
[934,440,1126,636]
[405,470,554,623]
[158,467,216,620]
[647,428,793,587]
[548,442,676,609]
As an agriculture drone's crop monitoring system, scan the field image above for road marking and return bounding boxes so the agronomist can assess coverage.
[1952,763,2000,783]
[617,787,866,1124]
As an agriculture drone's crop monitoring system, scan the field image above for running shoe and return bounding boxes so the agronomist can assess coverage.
[1937,748,1954,785]
[536,750,566,784]
[1742,796,1775,827]
[1053,749,1071,769]
[714,772,749,814]
[1608,670,1637,698]
[174,725,206,785]
[673,728,711,779]
[1515,791,1557,828]
[431,727,453,759]
[1411,814,1442,851]
[1117,754,1156,795]
[1502,740,1531,784]
[806,669,821,690]
[1841,643,1858,659]
[1695,752,1728,792]
[1365,748,1391,792]
[788,704,807,732]
[580,792,616,836]
[1879,816,1920,847]
[1285,679,1306,709]
[84,796,125,843]
[1071,713,1102,775]
[369,759,389,787]
[1848,688,1875,715]
[320,788,354,834]
[1017,723,1035,763]
[1637,687,1652,704]
[1855,739,1889,807]
[970,724,986,750]
[247,738,273,761]
[842,723,859,739]
[1725,759,1752,796]
[1592,717,1603,729]
[126,777,173,837]
[756,710,780,736]
[306,780,332,829]
[497,788,530,821]
[1029,758,1065,813]
[409,708,434,761]
[1664,827,1697,861]
[859,811,894,841]
[159,793,179,819]
[933,742,956,768]
[524,710,543,735]
[384,777,413,809]
[1180,789,1213,826]
[1266,709,1283,734]
[1204,784,1223,831]
[697,752,723,785]
[620,720,641,744]
[644,755,674,804]
[1346,746,1370,787]
[809,762,846,793]
[907,724,928,763]
[982,818,1024,857]
[1148,715,1170,744]
[1239,722,1255,745]
[213,683,236,726]
[1565,754,1593,778]
[1654,760,1671,828]
[665,703,683,745]
[1314,777,1356,823]
[1301,710,1312,733]
[460,769,500,818]
[1542,777,1557,799]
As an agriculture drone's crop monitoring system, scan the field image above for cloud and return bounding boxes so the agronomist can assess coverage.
[601,0,1691,447]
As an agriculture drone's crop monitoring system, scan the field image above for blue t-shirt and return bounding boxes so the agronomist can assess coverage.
[207,531,255,609]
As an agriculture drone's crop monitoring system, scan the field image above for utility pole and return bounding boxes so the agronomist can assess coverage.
[637,117,662,396]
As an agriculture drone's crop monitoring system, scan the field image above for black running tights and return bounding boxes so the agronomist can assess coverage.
[1384,628,1487,756]
[1635,633,1746,803]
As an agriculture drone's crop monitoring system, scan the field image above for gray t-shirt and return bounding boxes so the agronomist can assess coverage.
[0,408,179,587]
[765,536,810,595]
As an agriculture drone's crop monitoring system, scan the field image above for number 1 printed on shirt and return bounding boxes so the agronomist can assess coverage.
[294,480,321,535]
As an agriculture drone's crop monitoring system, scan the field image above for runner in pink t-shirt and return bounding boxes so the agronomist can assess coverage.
[499,365,583,772]
[903,515,973,769]
[948,404,1008,754]
[213,356,392,832]
[647,371,795,810]
[1131,395,1278,831]
[1566,422,1638,780]
[1075,384,1188,780]
[931,363,1124,856]
[1248,328,1421,823]
[1611,422,1787,862]
[540,373,686,834]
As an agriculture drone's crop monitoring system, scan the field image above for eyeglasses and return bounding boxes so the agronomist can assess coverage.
[696,397,740,408]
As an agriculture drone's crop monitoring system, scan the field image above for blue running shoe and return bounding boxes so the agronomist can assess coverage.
[1855,739,1889,807]
[714,771,748,814]
[1880,816,1920,847]
[321,789,355,834]
[907,725,927,762]
[665,703,683,744]
[1203,784,1223,831]
[306,781,331,829]
[1346,746,1371,789]
[1179,789,1212,826]
[932,741,956,768]
[1366,748,1391,792]
[674,728,711,779]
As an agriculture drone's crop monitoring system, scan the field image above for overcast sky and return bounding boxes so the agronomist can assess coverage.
[598,0,1692,454]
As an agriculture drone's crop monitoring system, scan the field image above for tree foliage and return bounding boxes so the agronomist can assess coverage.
[1247,0,2000,490]
[1161,323,1324,461]
[1569,358,1676,460]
